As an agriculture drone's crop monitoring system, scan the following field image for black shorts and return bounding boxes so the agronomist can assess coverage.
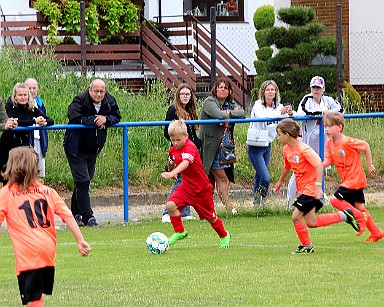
[293,194,323,215]
[334,186,365,206]
[17,266,55,305]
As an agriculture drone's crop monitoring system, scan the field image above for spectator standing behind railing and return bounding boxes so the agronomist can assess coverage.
[25,77,49,178]
[286,76,343,205]
[63,79,121,227]
[161,83,201,223]
[0,97,17,132]
[0,83,54,185]
[199,78,245,214]
[247,80,296,206]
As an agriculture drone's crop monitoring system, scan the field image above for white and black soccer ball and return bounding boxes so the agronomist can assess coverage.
[146,232,169,254]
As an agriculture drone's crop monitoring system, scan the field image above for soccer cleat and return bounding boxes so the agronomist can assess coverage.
[161,214,171,223]
[74,214,85,227]
[356,212,368,236]
[291,245,314,254]
[343,208,360,232]
[365,230,384,243]
[168,231,188,245]
[87,216,98,227]
[219,232,231,249]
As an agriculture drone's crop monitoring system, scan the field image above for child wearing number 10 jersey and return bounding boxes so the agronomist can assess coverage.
[0,147,91,306]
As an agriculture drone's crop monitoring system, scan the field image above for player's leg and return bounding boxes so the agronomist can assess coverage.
[356,204,384,242]
[167,191,188,245]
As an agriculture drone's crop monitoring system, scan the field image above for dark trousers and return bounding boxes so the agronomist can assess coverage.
[65,151,97,223]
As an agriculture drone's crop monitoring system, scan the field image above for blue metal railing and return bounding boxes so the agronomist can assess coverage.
[14,112,384,221]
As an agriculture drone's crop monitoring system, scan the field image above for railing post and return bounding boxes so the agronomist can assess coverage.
[123,126,129,222]
[80,1,86,77]
[210,6,216,88]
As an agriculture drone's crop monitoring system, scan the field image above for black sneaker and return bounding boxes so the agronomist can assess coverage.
[87,216,98,227]
[291,245,314,254]
[343,208,360,232]
[74,214,85,227]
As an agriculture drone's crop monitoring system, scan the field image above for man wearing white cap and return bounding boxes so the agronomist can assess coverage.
[286,76,343,204]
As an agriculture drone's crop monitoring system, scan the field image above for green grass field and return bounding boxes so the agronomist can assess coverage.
[1,207,384,306]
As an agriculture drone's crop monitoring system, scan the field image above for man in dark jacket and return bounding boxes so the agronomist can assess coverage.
[63,79,121,227]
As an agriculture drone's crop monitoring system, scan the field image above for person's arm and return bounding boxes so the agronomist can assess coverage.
[363,142,376,177]
[229,101,245,118]
[275,167,291,195]
[202,97,228,119]
[63,216,91,257]
[161,160,189,179]
[103,94,121,125]
[314,164,324,199]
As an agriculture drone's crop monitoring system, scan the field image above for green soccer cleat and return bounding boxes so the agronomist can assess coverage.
[343,208,360,232]
[291,244,314,254]
[219,232,231,249]
[168,231,188,245]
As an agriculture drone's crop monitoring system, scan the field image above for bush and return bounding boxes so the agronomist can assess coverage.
[253,5,275,30]
[255,47,273,61]
[277,6,315,26]
[255,28,274,48]
[342,81,362,113]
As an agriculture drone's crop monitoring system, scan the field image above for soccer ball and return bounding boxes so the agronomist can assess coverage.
[146,232,169,254]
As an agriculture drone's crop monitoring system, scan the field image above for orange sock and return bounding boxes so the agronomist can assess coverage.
[211,217,227,238]
[170,214,184,233]
[28,296,43,307]
[294,220,311,246]
[315,212,342,227]
[330,197,364,219]
[360,208,381,234]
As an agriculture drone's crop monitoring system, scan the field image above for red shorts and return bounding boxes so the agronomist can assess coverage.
[169,185,217,220]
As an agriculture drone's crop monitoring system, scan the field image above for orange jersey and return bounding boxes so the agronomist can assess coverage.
[0,183,72,276]
[283,141,322,197]
[325,134,368,189]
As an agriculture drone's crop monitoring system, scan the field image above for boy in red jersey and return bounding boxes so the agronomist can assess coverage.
[161,120,231,248]
[275,118,360,254]
[323,111,383,242]
[0,147,91,306]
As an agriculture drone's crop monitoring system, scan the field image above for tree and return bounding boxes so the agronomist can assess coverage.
[253,6,338,108]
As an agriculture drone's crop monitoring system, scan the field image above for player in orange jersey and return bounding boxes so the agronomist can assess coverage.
[322,111,383,242]
[275,118,360,254]
[0,147,91,306]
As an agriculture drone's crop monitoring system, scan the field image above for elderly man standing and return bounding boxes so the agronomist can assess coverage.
[64,79,121,227]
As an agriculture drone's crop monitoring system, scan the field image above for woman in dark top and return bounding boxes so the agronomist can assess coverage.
[161,83,201,223]
[0,83,54,183]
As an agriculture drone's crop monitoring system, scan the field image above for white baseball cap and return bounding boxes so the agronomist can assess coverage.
[310,76,325,88]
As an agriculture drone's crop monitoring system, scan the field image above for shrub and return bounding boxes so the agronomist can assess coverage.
[255,47,273,61]
[277,6,315,26]
[342,81,362,113]
[255,28,274,48]
[253,5,275,30]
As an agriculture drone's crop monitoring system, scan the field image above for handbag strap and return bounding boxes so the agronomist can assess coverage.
[221,119,233,144]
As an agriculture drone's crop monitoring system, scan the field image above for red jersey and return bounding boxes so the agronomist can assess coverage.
[169,139,211,194]
[325,134,368,189]
[0,183,73,276]
[283,141,322,197]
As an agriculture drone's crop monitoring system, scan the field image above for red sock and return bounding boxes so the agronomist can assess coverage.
[360,208,381,234]
[28,296,43,307]
[315,212,342,227]
[211,217,227,238]
[170,214,184,233]
[294,220,311,246]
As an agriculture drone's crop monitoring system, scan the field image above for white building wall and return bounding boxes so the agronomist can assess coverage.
[349,0,384,85]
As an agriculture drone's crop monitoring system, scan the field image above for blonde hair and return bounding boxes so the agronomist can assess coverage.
[323,111,345,131]
[1,147,40,192]
[11,83,35,111]
[276,118,302,138]
[168,120,188,136]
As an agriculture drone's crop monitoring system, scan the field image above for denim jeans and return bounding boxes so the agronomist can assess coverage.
[247,143,272,198]
[163,173,191,216]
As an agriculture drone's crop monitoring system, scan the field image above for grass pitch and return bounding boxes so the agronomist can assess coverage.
[1,207,384,306]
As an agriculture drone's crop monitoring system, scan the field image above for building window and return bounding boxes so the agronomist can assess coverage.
[184,0,243,21]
